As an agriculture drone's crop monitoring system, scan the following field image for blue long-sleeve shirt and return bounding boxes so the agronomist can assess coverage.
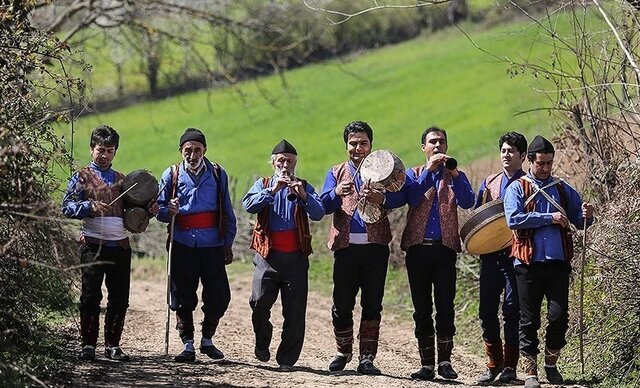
[406,166,475,240]
[242,175,325,228]
[157,158,236,248]
[62,162,119,220]
[320,160,406,233]
[503,172,592,264]
[474,169,525,209]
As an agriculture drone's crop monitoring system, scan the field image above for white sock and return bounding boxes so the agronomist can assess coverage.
[184,340,195,352]
[201,337,213,347]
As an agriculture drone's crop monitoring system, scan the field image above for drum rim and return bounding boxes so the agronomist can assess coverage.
[460,199,505,238]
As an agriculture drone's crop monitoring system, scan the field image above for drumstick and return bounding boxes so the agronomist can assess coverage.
[108,182,138,206]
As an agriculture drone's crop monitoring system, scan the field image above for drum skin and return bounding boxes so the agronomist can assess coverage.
[459,199,512,255]
[359,150,406,192]
[123,169,158,206]
[124,207,149,233]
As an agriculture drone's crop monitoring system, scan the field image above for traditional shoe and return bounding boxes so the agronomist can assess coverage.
[105,346,130,361]
[328,353,352,371]
[277,364,294,372]
[497,366,517,383]
[477,366,501,384]
[356,359,381,375]
[174,350,196,362]
[524,376,541,388]
[255,348,270,362]
[437,361,459,380]
[544,365,564,384]
[78,345,95,361]
[410,365,435,380]
[200,344,224,360]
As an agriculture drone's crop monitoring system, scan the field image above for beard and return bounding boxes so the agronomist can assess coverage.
[275,166,293,178]
[184,155,203,171]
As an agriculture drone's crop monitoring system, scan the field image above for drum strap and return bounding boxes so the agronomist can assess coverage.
[523,177,567,217]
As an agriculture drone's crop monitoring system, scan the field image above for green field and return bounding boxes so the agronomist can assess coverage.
[62,16,582,198]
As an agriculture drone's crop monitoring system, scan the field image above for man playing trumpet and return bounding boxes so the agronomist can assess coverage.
[243,139,325,371]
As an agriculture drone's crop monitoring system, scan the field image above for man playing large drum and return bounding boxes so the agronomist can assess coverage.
[504,136,594,388]
[157,128,237,363]
[474,132,527,384]
[242,139,325,371]
[401,126,475,381]
[320,121,405,375]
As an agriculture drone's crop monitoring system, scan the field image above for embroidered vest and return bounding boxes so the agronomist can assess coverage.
[510,177,574,264]
[400,165,461,252]
[78,167,125,218]
[480,172,504,205]
[327,161,392,251]
[250,177,313,258]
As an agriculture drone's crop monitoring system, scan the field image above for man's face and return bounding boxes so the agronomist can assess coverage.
[421,131,448,159]
[501,142,524,171]
[346,132,371,165]
[90,144,117,169]
[530,152,554,180]
[181,141,206,170]
[273,152,297,177]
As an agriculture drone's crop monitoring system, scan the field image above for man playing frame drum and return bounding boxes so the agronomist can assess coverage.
[504,135,594,388]
[474,132,527,384]
[320,121,406,375]
[242,139,325,372]
[401,126,475,381]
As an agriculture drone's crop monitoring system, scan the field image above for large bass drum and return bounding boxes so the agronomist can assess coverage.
[459,199,512,255]
[122,169,158,207]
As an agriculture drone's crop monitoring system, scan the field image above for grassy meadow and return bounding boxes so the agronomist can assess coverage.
[60,16,581,201]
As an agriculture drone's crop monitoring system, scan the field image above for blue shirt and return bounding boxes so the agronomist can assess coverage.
[157,159,237,248]
[62,162,119,220]
[474,169,525,209]
[320,160,406,233]
[406,166,475,240]
[242,174,325,227]
[503,172,592,264]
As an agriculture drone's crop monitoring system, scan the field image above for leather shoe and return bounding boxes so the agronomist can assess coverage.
[524,376,541,388]
[174,350,196,362]
[477,366,501,384]
[200,344,224,360]
[437,361,459,380]
[411,366,435,380]
[78,345,95,361]
[498,366,517,383]
[328,353,352,371]
[544,365,563,384]
[255,348,270,362]
[278,364,294,372]
[357,359,381,375]
[105,346,130,361]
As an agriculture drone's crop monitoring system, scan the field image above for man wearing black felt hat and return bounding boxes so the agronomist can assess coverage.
[503,135,594,388]
[242,139,325,371]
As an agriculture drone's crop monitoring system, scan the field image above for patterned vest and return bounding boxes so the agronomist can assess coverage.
[400,165,461,252]
[250,177,313,258]
[327,161,392,251]
[510,177,574,264]
[480,172,504,205]
[78,167,125,218]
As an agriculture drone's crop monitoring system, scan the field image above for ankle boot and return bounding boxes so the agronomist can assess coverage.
[478,340,504,383]
[544,347,563,383]
[411,336,435,380]
[358,320,380,361]
[329,326,353,371]
[437,335,458,379]
[498,344,519,382]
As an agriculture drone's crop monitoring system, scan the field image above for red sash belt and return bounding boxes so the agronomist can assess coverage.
[270,230,300,253]
[176,211,218,229]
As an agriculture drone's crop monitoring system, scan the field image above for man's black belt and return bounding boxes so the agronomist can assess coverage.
[421,239,442,246]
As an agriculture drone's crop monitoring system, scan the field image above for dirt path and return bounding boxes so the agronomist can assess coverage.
[69,269,516,388]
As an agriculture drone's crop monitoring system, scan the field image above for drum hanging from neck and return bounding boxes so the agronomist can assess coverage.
[123,169,158,207]
[459,199,512,255]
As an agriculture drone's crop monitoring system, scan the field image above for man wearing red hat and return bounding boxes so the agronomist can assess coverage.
[242,139,325,371]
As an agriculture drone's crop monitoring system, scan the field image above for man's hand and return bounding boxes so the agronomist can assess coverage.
[223,246,234,265]
[288,180,307,202]
[90,201,109,216]
[147,201,160,216]
[271,177,289,196]
[335,181,355,197]
[551,212,569,228]
[426,154,449,172]
[361,187,385,205]
[168,198,180,216]
[582,202,594,219]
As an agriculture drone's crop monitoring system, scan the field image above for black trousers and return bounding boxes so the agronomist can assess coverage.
[249,251,309,366]
[79,242,132,315]
[515,261,570,356]
[170,242,230,340]
[405,244,457,339]
[479,249,519,346]
[331,244,389,329]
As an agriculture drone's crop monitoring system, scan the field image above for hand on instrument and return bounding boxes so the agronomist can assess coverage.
[426,153,451,172]
[582,202,594,219]
[335,181,355,197]
[362,187,385,205]
[168,198,180,216]
[147,200,160,216]
[90,200,109,216]
[288,179,307,202]
[223,246,234,265]
[551,212,569,228]
[271,176,290,195]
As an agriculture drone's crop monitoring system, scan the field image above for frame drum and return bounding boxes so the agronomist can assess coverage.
[124,207,149,233]
[123,169,158,206]
[459,199,512,255]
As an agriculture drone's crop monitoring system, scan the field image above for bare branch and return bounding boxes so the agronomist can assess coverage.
[302,0,450,24]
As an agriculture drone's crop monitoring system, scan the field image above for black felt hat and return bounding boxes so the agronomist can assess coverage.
[528,135,554,154]
[272,139,297,155]
[179,128,206,148]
